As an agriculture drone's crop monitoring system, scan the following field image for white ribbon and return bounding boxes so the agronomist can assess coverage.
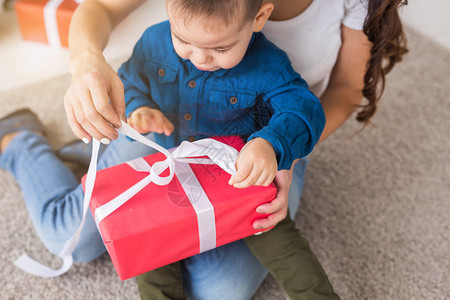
[43,0,65,47]
[43,0,82,47]
[174,161,216,252]
[15,121,238,277]
[122,157,218,253]
[14,138,100,277]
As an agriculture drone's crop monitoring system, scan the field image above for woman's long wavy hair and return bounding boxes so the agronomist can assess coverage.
[358,0,409,123]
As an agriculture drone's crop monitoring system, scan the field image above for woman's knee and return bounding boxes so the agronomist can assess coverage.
[36,197,106,263]
[182,241,268,300]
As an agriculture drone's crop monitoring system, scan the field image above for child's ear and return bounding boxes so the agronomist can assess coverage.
[252,2,274,32]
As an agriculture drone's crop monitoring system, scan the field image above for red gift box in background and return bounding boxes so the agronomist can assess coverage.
[82,136,277,280]
[15,0,79,48]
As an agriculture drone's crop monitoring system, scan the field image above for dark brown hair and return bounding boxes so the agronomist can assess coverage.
[170,0,263,28]
[359,0,409,123]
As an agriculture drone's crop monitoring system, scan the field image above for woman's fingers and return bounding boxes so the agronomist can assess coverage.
[253,208,288,230]
[64,94,90,143]
[71,95,110,144]
[253,183,289,229]
[65,59,125,142]
[78,86,118,141]
[90,79,121,129]
[109,75,126,123]
[257,192,286,214]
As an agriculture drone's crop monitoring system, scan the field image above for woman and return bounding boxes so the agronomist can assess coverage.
[0,0,407,298]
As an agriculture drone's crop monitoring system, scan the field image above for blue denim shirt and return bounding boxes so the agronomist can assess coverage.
[119,21,325,170]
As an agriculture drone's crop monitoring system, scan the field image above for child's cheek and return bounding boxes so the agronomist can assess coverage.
[173,44,189,61]
[221,52,245,70]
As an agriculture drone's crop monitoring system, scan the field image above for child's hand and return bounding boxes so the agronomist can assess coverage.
[228,137,277,189]
[128,106,174,135]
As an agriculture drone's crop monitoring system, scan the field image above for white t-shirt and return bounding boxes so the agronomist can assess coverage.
[262,0,368,97]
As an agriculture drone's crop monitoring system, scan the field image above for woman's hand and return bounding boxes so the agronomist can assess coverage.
[64,52,125,144]
[252,168,293,230]
[64,0,146,144]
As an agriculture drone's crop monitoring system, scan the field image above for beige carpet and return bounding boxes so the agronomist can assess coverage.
[1,27,449,300]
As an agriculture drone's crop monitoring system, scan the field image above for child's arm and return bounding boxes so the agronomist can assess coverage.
[128,106,174,136]
[246,64,326,171]
[228,137,277,189]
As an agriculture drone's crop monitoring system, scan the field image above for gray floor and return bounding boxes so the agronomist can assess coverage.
[1,27,449,299]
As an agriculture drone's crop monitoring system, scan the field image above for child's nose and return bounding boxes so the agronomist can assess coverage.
[193,49,211,65]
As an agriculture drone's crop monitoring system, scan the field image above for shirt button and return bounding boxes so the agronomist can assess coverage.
[158,68,165,77]
[188,80,196,88]
[229,96,238,104]
[184,113,192,121]
[188,136,196,142]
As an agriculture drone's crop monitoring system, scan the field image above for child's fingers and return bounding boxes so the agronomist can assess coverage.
[135,112,157,133]
[163,119,174,136]
[138,112,164,133]
[228,160,253,185]
[127,118,134,128]
[253,170,270,186]
[150,114,165,134]
[232,167,261,189]
[262,172,276,187]
[128,117,146,134]
[129,113,145,131]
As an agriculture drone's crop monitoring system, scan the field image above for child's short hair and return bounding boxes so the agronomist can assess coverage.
[170,0,263,29]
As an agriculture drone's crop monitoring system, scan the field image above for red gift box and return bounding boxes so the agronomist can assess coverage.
[15,0,79,48]
[82,136,277,280]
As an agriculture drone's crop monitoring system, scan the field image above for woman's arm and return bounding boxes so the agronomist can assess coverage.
[65,0,145,143]
[69,0,143,73]
[254,26,371,230]
[319,25,372,142]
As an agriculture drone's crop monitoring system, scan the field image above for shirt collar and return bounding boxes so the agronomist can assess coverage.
[181,58,229,77]
[213,68,228,77]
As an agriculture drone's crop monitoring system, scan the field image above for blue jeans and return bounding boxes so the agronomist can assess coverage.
[0,131,307,300]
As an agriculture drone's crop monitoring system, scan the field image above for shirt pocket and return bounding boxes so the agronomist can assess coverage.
[205,88,258,134]
[145,60,178,85]
[208,88,256,109]
[144,60,179,113]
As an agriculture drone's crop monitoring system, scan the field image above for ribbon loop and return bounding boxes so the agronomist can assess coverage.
[171,139,238,175]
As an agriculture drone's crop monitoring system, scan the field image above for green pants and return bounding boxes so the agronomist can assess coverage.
[137,261,186,300]
[137,212,339,300]
[244,212,340,300]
